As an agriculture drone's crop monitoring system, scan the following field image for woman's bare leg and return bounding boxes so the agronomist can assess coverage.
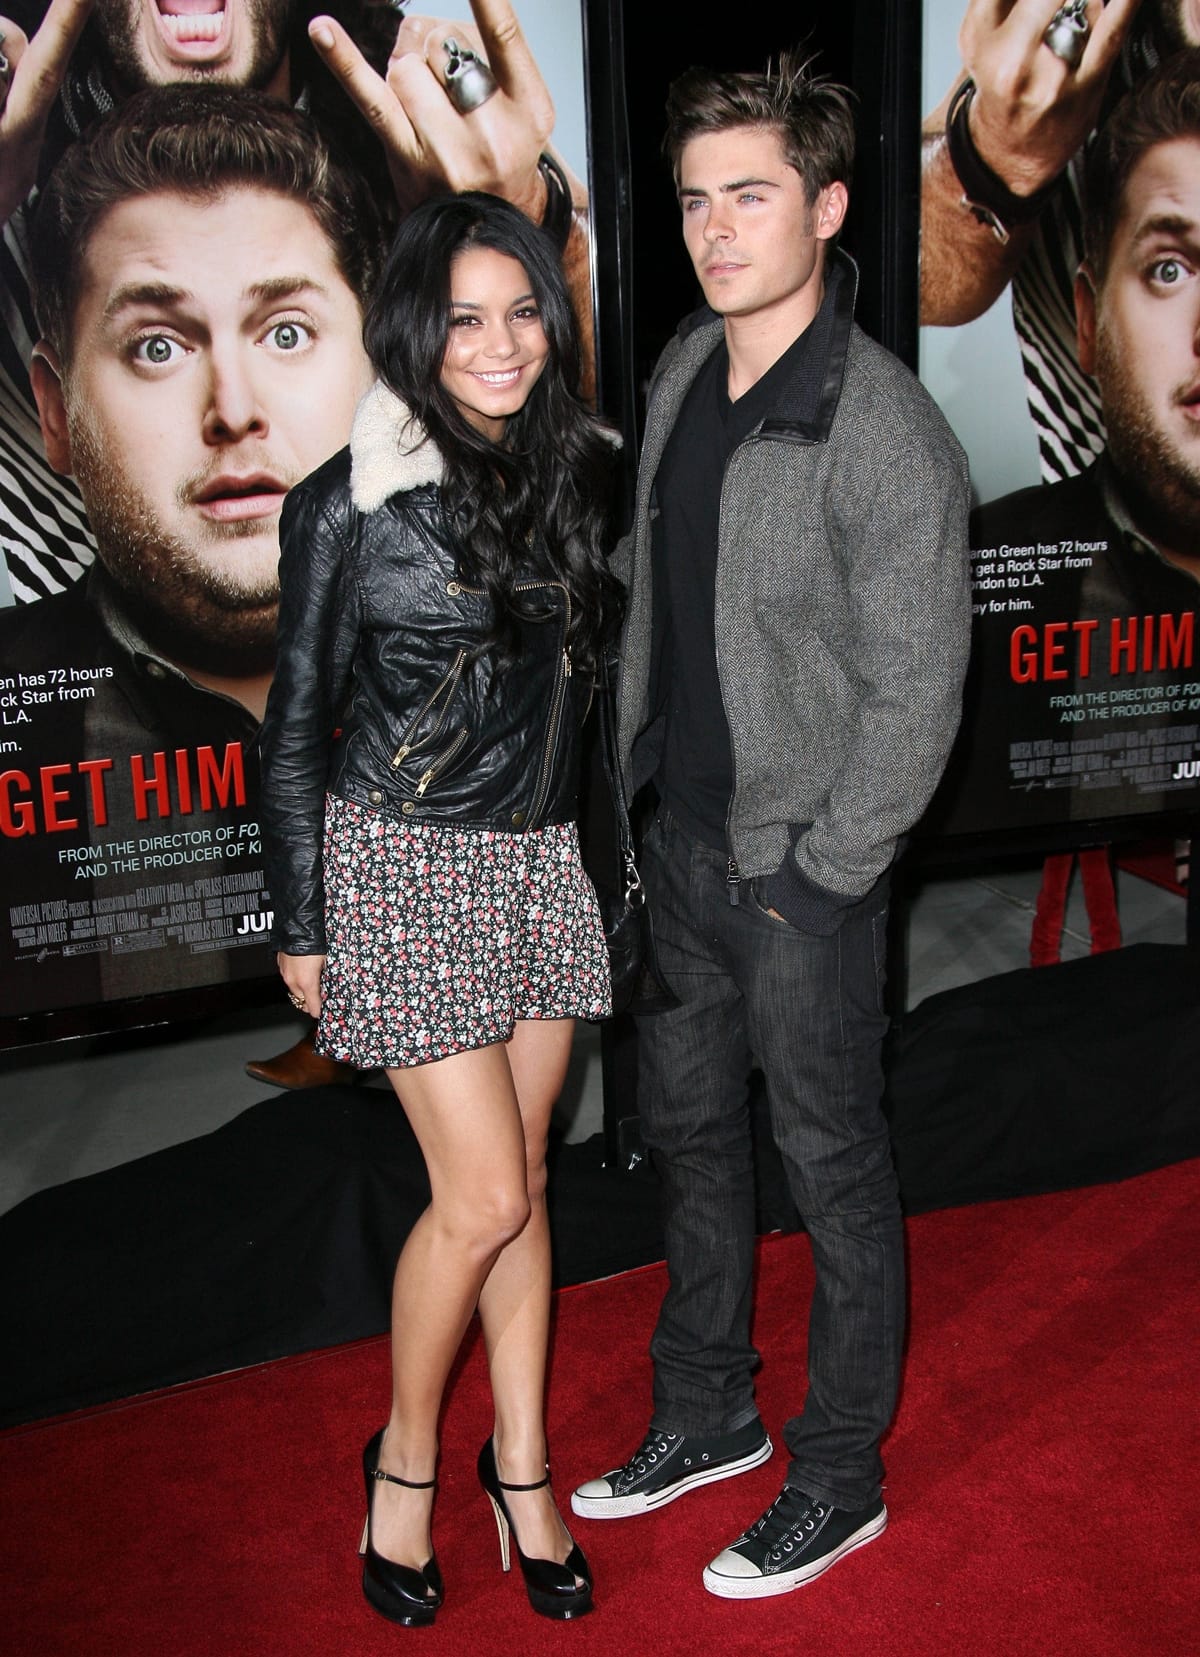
[478,1017,581,1568]
[369,1041,530,1571]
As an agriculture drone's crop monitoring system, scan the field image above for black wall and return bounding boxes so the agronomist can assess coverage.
[618,1,920,407]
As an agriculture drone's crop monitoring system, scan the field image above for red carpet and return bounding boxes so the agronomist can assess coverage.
[3,1159,1198,1656]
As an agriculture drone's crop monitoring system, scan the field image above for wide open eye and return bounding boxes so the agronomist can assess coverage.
[1149,257,1186,286]
[133,334,184,367]
[265,320,313,352]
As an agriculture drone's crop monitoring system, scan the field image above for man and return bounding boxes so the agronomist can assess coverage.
[921,0,1199,481]
[0,84,376,1013]
[929,49,1200,835]
[571,56,970,1596]
[0,0,590,599]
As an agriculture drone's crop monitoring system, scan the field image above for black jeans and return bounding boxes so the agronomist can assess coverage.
[637,810,904,1510]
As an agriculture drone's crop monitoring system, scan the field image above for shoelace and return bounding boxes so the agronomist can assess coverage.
[614,1429,678,1489]
[744,1488,828,1554]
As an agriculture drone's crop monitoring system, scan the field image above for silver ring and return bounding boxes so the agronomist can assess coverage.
[1044,1,1090,69]
[0,47,10,122]
[442,37,498,114]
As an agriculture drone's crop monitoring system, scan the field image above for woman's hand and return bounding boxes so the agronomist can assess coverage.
[278,951,327,1019]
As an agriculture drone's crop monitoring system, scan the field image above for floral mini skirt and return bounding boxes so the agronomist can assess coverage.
[314,796,611,1068]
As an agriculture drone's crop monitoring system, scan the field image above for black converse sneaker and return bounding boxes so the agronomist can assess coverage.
[570,1422,772,1519]
[702,1485,887,1598]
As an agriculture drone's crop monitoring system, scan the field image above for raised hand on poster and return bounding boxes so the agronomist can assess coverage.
[308,0,555,218]
[0,0,93,226]
[308,0,594,394]
[957,0,1140,195]
[921,0,1141,325]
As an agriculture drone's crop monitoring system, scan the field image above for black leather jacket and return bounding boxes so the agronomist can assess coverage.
[260,385,586,956]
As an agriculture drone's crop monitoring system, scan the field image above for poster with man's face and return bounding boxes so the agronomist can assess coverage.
[917,0,1200,841]
[0,0,595,1029]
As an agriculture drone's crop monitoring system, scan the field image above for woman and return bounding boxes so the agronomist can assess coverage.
[259,193,622,1626]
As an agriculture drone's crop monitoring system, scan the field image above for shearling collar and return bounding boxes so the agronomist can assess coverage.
[349,380,444,513]
[349,377,622,513]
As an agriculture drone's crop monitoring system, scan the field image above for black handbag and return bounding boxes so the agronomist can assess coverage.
[594,669,677,1017]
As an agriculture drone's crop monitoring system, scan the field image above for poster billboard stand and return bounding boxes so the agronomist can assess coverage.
[0,0,621,1051]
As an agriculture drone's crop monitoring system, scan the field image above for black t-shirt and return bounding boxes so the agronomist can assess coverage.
[652,316,821,847]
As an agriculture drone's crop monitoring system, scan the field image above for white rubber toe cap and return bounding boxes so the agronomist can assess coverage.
[572,1476,617,1500]
[705,1548,761,1580]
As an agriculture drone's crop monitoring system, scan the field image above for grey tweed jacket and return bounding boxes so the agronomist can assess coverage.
[616,251,971,932]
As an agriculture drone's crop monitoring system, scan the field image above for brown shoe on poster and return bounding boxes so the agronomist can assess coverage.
[244,1030,358,1090]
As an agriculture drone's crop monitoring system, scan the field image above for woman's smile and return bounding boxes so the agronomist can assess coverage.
[441,246,551,440]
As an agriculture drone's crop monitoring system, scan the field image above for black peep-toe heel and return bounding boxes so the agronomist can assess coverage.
[360,1429,443,1627]
[477,1438,594,1620]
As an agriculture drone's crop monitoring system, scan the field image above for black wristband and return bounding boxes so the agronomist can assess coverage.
[945,78,1059,245]
[538,151,574,254]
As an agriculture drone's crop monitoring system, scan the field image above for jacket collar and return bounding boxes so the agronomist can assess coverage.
[672,245,859,447]
[350,380,444,513]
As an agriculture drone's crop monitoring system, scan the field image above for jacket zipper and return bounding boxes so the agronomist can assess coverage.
[445,574,571,828]
[391,649,467,767]
[714,433,768,905]
[527,585,571,827]
[414,727,469,797]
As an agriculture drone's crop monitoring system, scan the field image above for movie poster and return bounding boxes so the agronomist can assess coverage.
[0,0,594,1028]
[917,0,1200,841]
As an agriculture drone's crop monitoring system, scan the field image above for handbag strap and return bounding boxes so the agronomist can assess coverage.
[596,658,642,905]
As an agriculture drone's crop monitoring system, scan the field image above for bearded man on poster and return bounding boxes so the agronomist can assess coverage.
[0,86,376,1011]
[0,0,586,1064]
[929,49,1200,835]
[921,0,1200,481]
[0,0,591,601]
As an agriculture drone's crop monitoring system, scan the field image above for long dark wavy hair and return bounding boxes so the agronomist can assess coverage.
[364,192,622,677]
